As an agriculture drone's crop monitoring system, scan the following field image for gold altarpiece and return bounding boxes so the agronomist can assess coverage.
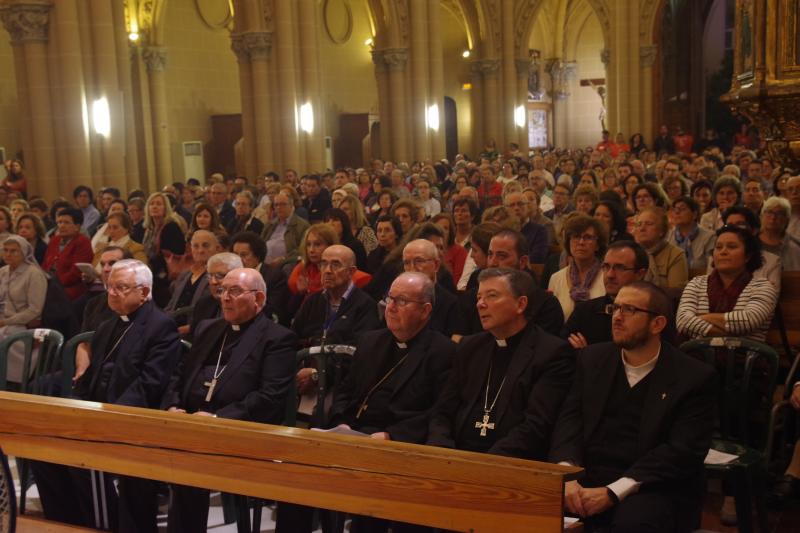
[723,0,800,166]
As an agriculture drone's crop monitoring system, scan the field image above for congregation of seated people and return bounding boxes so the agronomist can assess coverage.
[2,125,800,533]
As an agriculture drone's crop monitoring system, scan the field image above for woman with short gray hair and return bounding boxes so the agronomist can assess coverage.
[760,196,800,271]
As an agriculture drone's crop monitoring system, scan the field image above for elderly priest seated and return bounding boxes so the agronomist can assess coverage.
[162,267,296,533]
[32,259,181,533]
[550,281,717,532]
[277,271,455,533]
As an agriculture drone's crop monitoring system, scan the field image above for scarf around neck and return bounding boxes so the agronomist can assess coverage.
[568,257,602,303]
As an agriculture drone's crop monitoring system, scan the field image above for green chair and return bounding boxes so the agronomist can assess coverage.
[58,331,95,398]
[680,336,780,533]
[0,329,65,394]
[0,328,65,516]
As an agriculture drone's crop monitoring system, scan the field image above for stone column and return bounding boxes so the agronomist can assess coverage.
[427,0,445,160]
[469,61,485,156]
[243,32,274,175]
[409,0,429,160]
[372,49,391,160]
[547,59,575,148]
[231,33,258,178]
[88,0,126,191]
[0,0,58,198]
[111,0,139,192]
[640,45,657,145]
[600,48,614,134]
[516,58,532,154]
[477,59,501,150]
[297,0,324,172]
[142,46,172,188]
[501,0,516,149]
[383,48,410,163]
[274,0,300,172]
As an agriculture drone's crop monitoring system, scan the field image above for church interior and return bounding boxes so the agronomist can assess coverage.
[0,0,800,532]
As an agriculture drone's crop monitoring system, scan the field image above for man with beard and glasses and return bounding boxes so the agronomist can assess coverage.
[549,281,716,532]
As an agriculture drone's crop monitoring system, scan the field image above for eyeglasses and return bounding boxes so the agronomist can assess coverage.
[634,220,656,228]
[319,260,348,272]
[108,283,142,295]
[762,210,787,218]
[402,257,434,269]
[601,263,641,273]
[571,233,598,243]
[216,286,259,298]
[208,272,228,281]
[383,295,427,308]
[605,303,658,317]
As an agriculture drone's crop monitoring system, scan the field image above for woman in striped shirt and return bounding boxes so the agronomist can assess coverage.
[677,225,777,342]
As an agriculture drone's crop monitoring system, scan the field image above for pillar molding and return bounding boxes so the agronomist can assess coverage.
[639,44,658,69]
[242,31,272,61]
[0,0,52,44]
[142,46,167,72]
[381,47,409,71]
[475,58,500,77]
[600,48,611,66]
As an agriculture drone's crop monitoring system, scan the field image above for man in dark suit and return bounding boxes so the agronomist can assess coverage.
[209,182,236,228]
[402,238,458,336]
[505,191,549,263]
[292,245,380,394]
[550,281,717,532]
[278,272,454,533]
[32,259,181,533]
[163,267,296,532]
[187,252,243,340]
[455,229,564,338]
[301,173,332,223]
[231,231,290,325]
[561,240,649,349]
[428,267,575,459]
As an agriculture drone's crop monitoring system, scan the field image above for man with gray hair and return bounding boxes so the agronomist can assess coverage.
[278,272,455,533]
[187,252,244,340]
[32,259,182,532]
[428,267,575,460]
[164,267,296,531]
[402,238,458,336]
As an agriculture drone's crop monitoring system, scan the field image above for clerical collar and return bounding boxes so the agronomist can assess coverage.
[396,342,407,349]
[118,302,145,323]
[120,315,130,322]
[493,327,526,350]
[229,315,257,333]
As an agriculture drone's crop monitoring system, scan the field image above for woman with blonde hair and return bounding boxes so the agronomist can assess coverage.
[143,192,187,306]
[339,193,378,253]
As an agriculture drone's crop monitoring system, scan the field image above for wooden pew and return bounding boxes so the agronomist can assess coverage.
[767,271,800,361]
[0,392,581,533]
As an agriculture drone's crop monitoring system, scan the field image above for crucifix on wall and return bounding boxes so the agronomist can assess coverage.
[581,78,607,130]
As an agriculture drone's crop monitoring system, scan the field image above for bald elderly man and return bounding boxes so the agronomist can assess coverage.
[163,267,297,532]
[402,239,459,336]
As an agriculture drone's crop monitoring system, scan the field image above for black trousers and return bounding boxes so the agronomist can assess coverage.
[167,483,210,533]
[582,491,677,533]
[31,460,157,533]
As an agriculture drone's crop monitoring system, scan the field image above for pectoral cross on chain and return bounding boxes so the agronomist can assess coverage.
[475,411,495,437]
[204,378,217,402]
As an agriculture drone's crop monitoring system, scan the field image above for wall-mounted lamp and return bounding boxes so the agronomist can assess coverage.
[92,97,111,137]
[426,104,440,131]
[462,50,470,58]
[364,38,373,46]
[128,32,139,42]
[514,105,526,128]
[299,102,314,133]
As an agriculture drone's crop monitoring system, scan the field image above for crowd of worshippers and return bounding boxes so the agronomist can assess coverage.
[0,135,799,532]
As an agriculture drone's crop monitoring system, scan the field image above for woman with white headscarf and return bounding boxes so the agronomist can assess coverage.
[0,234,48,383]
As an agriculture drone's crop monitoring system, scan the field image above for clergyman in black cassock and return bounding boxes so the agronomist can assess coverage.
[427,268,575,460]
[32,260,181,533]
[163,268,296,533]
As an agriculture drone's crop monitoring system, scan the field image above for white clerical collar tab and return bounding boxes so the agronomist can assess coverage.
[495,339,507,347]
[396,342,407,349]
[232,324,240,331]
[120,315,130,322]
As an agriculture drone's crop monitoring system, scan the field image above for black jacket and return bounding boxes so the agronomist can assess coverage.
[292,286,380,347]
[162,313,296,423]
[549,341,716,491]
[455,284,564,336]
[329,328,454,443]
[75,299,181,408]
[428,324,575,459]
[260,263,291,326]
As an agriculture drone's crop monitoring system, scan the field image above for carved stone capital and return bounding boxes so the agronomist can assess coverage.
[600,48,611,65]
[378,48,409,71]
[474,59,501,77]
[546,59,577,100]
[639,44,658,68]
[0,0,53,44]
[242,31,272,61]
[142,46,167,72]
[230,33,247,62]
